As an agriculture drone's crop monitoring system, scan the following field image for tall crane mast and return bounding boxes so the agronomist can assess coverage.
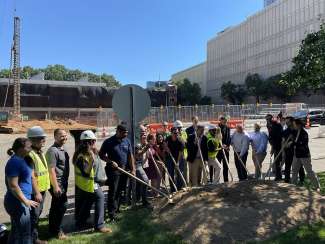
[12,16,21,117]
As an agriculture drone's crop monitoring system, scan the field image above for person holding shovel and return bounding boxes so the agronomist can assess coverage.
[217,116,231,182]
[99,124,135,222]
[291,119,321,192]
[231,125,250,181]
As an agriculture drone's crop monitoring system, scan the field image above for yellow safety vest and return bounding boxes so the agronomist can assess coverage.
[206,132,221,159]
[181,131,188,159]
[29,150,50,192]
[74,154,95,193]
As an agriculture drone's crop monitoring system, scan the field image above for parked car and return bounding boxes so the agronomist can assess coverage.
[292,109,325,126]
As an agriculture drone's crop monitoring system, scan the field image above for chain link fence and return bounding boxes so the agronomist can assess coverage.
[97,103,316,128]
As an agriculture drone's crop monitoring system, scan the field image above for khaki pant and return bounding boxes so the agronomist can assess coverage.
[252,151,266,179]
[208,158,222,183]
[291,157,320,189]
[189,158,202,187]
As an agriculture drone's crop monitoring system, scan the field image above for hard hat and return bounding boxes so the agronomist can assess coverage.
[27,126,46,138]
[208,124,217,131]
[173,120,183,128]
[80,130,97,140]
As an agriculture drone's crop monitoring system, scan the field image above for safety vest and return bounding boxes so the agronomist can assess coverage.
[75,153,95,193]
[181,131,188,159]
[29,150,50,192]
[206,132,221,159]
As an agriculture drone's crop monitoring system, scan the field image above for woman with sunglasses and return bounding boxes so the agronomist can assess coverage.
[73,130,111,233]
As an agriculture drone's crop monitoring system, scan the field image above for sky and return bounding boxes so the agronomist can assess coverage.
[0,0,263,87]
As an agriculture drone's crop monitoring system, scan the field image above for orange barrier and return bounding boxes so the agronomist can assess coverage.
[148,123,173,134]
[210,119,244,129]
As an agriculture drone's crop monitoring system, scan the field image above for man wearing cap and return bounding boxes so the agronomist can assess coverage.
[217,116,231,182]
[266,114,283,181]
[186,123,208,186]
[165,127,185,192]
[99,124,135,222]
[25,126,50,244]
[249,124,268,179]
[46,129,69,240]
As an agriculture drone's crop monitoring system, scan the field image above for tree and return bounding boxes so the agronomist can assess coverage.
[245,73,264,103]
[281,23,325,95]
[175,78,202,105]
[0,64,121,88]
[221,81,246,104]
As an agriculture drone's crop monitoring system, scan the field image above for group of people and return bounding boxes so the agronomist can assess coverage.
[3,114,321,243]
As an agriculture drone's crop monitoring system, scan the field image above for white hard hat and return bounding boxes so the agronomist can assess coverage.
[27,126,46,138]
[80,130,97,140]
[208,124,217,131]
[173,120,183,128]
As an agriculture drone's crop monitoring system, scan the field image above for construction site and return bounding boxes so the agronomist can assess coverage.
[0,2,325,244]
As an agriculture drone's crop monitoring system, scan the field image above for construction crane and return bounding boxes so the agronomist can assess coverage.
[12,16,21,117]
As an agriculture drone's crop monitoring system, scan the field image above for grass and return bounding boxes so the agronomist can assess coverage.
[6,173,325,243]
[39,207,183,244]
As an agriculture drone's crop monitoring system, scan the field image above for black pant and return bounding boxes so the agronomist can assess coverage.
[49,188,68,235]
[75,186,105,230]
[31,191,46,242]
[284,151,305,183]
[273,148,283,180]
[106,172,126,219]
[234,152,248,181]
[217,150,230,182]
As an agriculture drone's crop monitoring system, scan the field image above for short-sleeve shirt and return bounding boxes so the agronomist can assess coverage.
[5,155,33,200]
[46,143,70,190]
[99,135,132,172]
[166,135,185,160]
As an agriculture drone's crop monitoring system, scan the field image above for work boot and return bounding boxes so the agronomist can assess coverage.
[57,231,68,240]
[34,239,48,244]
[97,227,112,233]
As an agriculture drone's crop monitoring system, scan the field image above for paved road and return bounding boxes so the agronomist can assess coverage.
[0,127,324,223]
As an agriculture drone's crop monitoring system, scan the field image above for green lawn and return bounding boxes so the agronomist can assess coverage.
[8,173,325,243]
[42,207,183,244]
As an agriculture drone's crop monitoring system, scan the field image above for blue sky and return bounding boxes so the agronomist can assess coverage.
[0,0,262,87]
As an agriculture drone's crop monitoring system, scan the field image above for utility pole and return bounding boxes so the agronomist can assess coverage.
[12,16,21,117]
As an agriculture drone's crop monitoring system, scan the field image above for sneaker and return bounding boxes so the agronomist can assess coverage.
[57,231,68,240]
[97,227,112,233]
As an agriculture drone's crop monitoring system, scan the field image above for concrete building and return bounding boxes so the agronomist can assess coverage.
[171,62,207,96]
[207,0,325,102]
[264,0,278,7]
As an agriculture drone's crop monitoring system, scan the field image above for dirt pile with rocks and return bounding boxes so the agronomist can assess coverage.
[6,119,95,133]
[155,181,325,244]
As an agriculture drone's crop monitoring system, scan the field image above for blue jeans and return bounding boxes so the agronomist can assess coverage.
[4,194,32,244]
[166,155,185,192]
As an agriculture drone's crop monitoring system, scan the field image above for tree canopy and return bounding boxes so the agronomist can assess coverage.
[281,24,325,95]
[173,78,211,105]
[221,81,246,104]
[0,64,121,88]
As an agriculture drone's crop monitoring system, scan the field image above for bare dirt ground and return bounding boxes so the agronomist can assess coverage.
[5,119,95,133]
[155,181,325,244]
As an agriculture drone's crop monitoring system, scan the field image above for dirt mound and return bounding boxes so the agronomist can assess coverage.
[155,181,325,244]
[6,119,95,133]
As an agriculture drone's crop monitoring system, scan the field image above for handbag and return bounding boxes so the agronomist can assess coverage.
[94,155,107,184]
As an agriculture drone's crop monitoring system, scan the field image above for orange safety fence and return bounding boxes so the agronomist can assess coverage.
[148,123,173,134]
[210,119,244,129]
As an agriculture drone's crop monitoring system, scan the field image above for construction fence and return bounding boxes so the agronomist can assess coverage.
[97,103,322,128]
